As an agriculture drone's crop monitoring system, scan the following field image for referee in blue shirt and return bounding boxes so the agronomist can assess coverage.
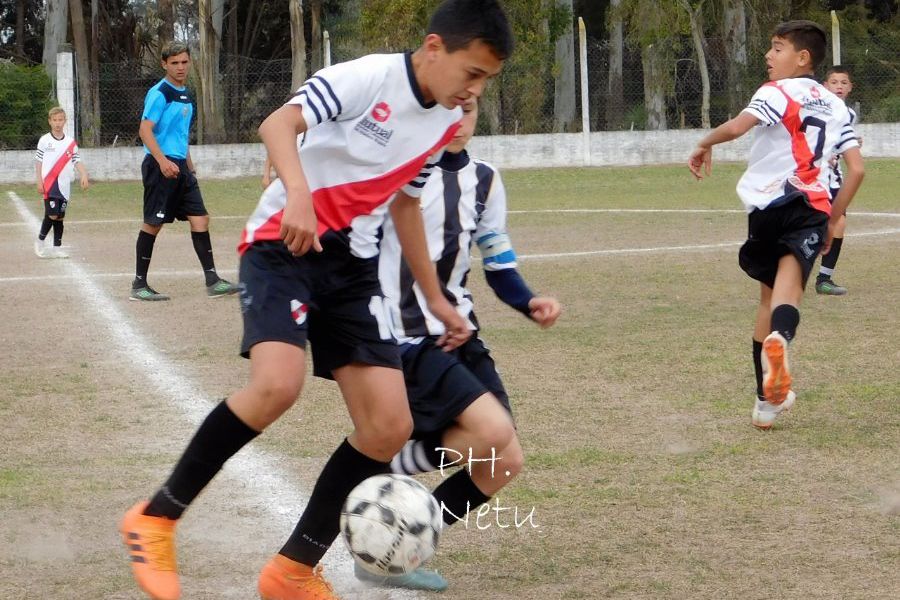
[131,42,238,301]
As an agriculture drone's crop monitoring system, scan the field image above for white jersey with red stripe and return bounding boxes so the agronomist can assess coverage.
[737,77,859,215]
[35,132,80,201]
[240,52,462,258]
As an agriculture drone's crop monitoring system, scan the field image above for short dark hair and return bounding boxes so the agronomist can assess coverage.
[774,20,826,69]
[427,0,514,60]
[826,65,853,80]
[161,42,190,61]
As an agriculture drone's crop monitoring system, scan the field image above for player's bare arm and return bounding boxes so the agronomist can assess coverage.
[823,146,864,255]
[689,112,760,180]
[77,162,90,190]
[528,297,562,329]
[259,104,321,256]
[139,119,179,179]
[35,162,43,195]
[390,192,471,350]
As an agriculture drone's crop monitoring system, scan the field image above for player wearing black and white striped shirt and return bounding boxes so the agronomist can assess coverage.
[376,99,561,590]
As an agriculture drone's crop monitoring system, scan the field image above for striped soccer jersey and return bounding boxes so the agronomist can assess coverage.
[240,52,462,259]
[827,106,857,193]
[738,76,859,215]
[379,151,511,342]
[35,132,81,201]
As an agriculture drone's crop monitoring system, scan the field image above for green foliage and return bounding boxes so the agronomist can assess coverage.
[0,62,53,150]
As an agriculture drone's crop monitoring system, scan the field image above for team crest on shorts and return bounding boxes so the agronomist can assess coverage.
[290,299,308,325]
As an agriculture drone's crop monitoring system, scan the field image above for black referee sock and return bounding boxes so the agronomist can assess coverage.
[770,304,800,342]
[52,219,64,246]
[191,230,219,286]
[145,400,259,520]
[280,439,390,566]
[433,468,490,526]
[753,339,764,398]
[134,230,157,289]
[38,216,53,240]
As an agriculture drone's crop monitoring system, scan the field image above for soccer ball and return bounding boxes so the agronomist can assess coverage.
[340,474,442,576]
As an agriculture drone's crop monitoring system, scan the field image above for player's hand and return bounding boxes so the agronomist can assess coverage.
[261,174,272,189]
[688,146,712,180]
[37,183,43,195]
[158,157,180,178]
[822,218,840,256]
[529,297,562,329]
[280,190,322,256]
[857,135,864,149]
[430,299,471,351]
[80,174,89,190]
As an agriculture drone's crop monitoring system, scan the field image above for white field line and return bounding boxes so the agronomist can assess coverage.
[6,191,416,599]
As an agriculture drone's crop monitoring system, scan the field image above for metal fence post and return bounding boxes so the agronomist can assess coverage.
[579,17,590,167]
[324,31,331,68]
[56,45,76,140]
[831,11,841,65]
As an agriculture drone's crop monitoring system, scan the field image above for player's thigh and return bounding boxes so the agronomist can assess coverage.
[229,340,307,430]
[335,363,412,459]
[451,392,516,456]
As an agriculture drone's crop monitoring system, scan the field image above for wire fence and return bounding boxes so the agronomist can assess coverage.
[1,28,898,151]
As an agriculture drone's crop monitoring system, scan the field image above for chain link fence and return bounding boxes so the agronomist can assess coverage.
[2,26,897,150]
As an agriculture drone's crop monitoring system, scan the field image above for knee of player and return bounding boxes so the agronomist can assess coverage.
[497,437,524,480]
[252,378,302,414]
[363,412,414,449]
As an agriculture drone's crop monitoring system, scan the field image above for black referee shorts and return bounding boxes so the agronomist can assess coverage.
[141,155,208,225]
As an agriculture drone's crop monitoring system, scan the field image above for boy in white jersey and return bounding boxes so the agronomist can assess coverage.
[815,66,859,296]
[366,98,561,592]
[688,20,864,430]
[34,106,89,258]
[119,2,514,600]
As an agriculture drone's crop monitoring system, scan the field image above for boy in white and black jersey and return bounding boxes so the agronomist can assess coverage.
[34,106,89,258]
[815,66,859,296]
[120,2,514,600]
[688,20,864,430]
[370,98,561,591]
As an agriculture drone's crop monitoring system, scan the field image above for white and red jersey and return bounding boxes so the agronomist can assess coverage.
[737,77,859,215]
[35,132,80,201]
[240,52,462,258]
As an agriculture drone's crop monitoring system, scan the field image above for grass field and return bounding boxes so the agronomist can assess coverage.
[1,160,898,599]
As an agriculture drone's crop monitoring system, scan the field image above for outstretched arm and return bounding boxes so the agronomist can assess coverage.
[688,112,759,180]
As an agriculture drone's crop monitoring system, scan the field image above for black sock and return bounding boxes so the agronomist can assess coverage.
[38,216,52,240]
[818,237,843,280]
[390,431,445,475]
[145,401,259,520]
[134,230,157,289]
[280,439,390,566]
[433,469,491,527]
[191,230,219,286]
[770,304,800,342]
[753,339,764,398]
[52,219,64,246]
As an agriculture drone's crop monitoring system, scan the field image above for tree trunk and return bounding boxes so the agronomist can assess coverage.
[198,0,226,143]
[723,0,747,118]
[553,2,576,132]
[69,0,99,145]
[91,0,101,144]
[158,0,175,54]
[310,0,323,73]
[605,0,624,130]
[641,43,667,130]
[290,0,308,91]
[43,0,69,91]
[15,0,25,58]
[680,0,710,128]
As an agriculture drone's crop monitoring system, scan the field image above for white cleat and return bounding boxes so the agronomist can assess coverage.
[752,390,796,430]
[49,246,69,259]
[34,239,48,258]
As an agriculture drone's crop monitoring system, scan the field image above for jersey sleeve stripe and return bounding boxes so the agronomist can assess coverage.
[311,76,342,115]
[306,80,334,120]
[295,90,323,124]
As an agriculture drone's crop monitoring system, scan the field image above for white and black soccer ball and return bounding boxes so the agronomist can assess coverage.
[340,473,442,576]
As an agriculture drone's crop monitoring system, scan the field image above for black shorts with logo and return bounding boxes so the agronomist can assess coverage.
[141,155,207,225]
[238,239,401,380]
[739,195,828,288]
[401,335,510,437]
[44,196,68,218]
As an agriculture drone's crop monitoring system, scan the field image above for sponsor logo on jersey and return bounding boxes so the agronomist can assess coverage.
[290,299,308,325]
[354,113,395,147]
[372,102,391,123]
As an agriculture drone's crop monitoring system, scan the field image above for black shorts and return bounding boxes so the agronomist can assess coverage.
[141,155,207,225]
[401,336,510,437]
[238,239,401,380]
[738,196,828,288]
[44,196,68,218]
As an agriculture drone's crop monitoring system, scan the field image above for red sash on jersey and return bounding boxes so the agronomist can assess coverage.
[42,139,78,199]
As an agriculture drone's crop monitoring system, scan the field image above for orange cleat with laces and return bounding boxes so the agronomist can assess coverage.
[120,500,181,600]
[258,555,339,600]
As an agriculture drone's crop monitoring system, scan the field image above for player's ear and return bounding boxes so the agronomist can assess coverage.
[423,33,445,60]
[798,48,810,68]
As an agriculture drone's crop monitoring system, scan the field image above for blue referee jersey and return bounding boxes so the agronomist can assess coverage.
[142,78,193,159]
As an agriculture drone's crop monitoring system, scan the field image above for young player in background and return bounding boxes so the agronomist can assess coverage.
[688,20,864,430]
[366,98,561,591]
[815,66,859,296]
[119,2,513,599]
[34,106,89,259]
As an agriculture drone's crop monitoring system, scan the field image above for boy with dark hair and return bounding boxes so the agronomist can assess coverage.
[130,41,239,301]
[119,2,514,599]
[34,106,89,258]
[816,65,859,295]
[363,98,561,592]
[688,20,864,430]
